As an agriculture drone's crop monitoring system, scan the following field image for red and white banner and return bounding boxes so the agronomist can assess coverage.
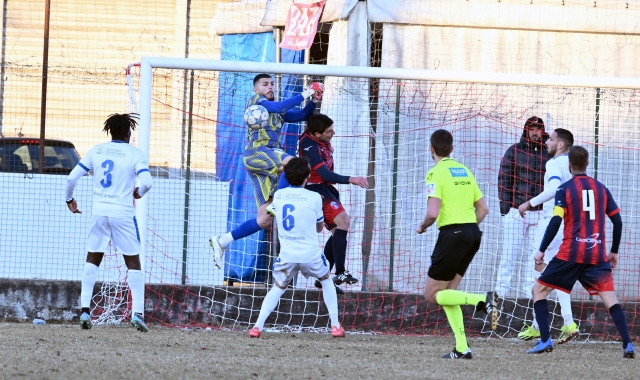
[279,0,325,51]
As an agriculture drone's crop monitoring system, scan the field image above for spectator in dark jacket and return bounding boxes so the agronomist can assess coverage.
[496,116,549,298]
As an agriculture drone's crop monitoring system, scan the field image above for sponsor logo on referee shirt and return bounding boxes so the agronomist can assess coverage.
[449,168,468,177]
[426,183,435,196]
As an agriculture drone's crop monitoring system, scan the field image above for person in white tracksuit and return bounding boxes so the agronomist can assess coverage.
[517,128,577,342]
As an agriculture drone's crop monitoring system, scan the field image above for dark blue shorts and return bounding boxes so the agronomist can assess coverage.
[538,257,615,295]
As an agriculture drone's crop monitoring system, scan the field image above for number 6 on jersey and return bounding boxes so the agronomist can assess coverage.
[282,204,295,231]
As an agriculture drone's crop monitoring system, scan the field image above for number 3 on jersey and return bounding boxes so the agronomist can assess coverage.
[582,189,595,220]
[282,204,295,231]
[100,159,114,188]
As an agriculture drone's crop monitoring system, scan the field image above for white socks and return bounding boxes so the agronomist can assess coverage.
[320,278,340,328]
[254,285,287,331]
[556,291,574,326]
[127,269,145,315]
[81,263,98,309]
[219,232,234,248]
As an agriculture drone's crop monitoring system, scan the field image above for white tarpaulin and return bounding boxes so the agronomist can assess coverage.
[368,0,640,34]
[210,0,272,35]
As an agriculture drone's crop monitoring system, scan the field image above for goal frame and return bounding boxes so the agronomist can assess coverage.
[137,56,640,267]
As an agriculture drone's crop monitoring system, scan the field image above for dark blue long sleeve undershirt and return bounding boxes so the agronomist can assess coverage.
[538,215,562,252]
[315,165,350,185]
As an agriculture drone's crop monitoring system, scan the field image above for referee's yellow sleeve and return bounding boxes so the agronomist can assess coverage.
[553,206,565,218]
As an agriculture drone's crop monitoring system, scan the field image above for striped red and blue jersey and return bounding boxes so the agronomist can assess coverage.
[298,132,335,184]
[554,174,620,264]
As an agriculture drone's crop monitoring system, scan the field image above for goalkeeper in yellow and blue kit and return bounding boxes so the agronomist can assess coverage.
[209,74,322,268]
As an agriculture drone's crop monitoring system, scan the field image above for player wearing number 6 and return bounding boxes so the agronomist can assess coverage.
[65,113,153,333]
[527,146,634,358]
[248,157,345,338]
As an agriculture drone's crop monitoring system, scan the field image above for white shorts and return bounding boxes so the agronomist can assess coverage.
[87,215,141,255]
[271,255,330,287]
[531,216,564,264]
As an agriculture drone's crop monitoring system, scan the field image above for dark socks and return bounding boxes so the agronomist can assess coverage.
[82,307,90,314]
[333,229,348,274]
[609,303,632,349]
[533,300,550,342]
[324,236,335,271]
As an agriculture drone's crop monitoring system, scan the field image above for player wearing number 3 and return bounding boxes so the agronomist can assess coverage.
[527,146,634,358]
[248,157,345,338]
[209,74,323,269]
[65,113,153,332]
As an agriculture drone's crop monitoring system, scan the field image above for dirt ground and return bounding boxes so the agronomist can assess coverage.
[0,322,636,380]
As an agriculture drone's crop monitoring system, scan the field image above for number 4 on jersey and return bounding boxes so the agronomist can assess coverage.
[582,189,595,220]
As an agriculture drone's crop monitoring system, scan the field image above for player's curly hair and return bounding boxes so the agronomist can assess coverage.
[103,113,138,140]
[284,157,311,186]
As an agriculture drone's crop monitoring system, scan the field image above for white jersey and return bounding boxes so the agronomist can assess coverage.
[530,153,572,218]
[272,186,324,263]
[78,140,149,218]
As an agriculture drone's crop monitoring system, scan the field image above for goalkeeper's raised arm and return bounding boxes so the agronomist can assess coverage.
[249,74,321,125]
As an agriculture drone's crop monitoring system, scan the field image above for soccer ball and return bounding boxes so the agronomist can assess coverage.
[244,104,269,130]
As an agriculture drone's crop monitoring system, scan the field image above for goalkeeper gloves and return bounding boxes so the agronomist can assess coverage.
[301,82,325,101]
[309,82,324,103]
[301,85,316,100]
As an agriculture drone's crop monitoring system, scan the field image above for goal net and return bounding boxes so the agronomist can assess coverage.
[93,58,639,337]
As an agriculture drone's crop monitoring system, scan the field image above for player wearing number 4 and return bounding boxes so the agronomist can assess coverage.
[209,74,323,269]
[65,113,153,332]
[417,129,497,359]
[517,129,577,342]
[527,146,634,358]
[248,157,345,338]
